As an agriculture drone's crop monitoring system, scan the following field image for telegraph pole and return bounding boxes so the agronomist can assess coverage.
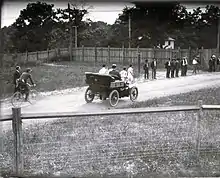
[217,16,220,53]
[128,13,131,48]
[68,3,73,61]
[74,26,78,48]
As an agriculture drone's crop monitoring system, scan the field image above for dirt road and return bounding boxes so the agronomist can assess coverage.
[1,71,220,116]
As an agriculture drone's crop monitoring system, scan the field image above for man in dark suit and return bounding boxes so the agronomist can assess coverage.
[143,59,149,79]
[109,64,121,80]
[170,58,176,78]
[13,66,21,93]
[175,58,180,77]
[151,58,157,79]
[165,58,171,78]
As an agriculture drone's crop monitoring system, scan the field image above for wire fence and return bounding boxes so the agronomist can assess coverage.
[0,103,220,177]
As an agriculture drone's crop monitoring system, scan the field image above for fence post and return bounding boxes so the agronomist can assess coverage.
[95,46,97,64]
[12,107,23,176]
[196,100,203,160]
[137,46,141,76]
[108,45,110,64]
[82,45,84,62]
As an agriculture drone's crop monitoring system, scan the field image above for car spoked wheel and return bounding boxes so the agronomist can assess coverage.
[109,90,119,107]
[129,87,138,101]
[11,92,24,107]
[85,87,95,103]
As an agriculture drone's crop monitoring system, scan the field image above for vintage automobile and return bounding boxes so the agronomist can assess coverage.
[84,72,138,107]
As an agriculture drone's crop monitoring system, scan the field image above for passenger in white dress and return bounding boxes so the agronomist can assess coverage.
[120,67,128,82]
[127,64,134,84]
[99,64,108,74]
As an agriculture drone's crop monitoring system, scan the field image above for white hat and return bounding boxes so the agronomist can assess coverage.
[212,55,216,58]
[112,64,116,67]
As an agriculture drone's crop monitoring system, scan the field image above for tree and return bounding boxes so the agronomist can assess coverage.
[11,1,57,52]
[114,2,189,48]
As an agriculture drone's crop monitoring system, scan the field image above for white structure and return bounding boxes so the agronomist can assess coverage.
[162,37,175,49]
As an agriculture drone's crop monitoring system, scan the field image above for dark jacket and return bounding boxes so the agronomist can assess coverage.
[109,69,121,80]
[19,72,35,85]
[13,70,21,85]
[143,62,149,70]
[165,61,171,69]
[151,60,157,69]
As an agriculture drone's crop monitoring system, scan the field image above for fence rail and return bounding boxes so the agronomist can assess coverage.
[2,47,219,70]
[1,100,220,177]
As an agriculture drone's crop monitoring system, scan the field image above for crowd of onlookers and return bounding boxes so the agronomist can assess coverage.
[98,54,220,83]
[208,55,220,72]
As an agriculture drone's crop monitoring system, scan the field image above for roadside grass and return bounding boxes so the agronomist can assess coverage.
[1,109,220,177]
[118,86,220,109]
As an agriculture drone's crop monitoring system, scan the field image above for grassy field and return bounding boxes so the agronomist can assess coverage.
[1,108,220,177]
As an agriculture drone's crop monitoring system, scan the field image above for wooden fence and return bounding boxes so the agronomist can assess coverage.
[1,101,220,177]
[2,47,219,69]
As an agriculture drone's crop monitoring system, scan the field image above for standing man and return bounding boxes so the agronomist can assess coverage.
[143,59,149,80]
[151,58,157,79]
[165,58,171,78]
[192,57,198,74]
[127,64,134,84]
[217,56,220,72]
[175,58,180,77]
[209,56,213,72]
[211,55,216,72]
[170,58,176,78]
[184,57,188,76]
[13,66,21,93]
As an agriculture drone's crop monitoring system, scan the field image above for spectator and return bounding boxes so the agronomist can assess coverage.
[151,58,157,79]
[175,58,180,77]
[170,58,176,78]
[165,58,171,78]
[143,59,149,80]
[13,66,21,93]
[192,57,198,74]
[127,64,134,84]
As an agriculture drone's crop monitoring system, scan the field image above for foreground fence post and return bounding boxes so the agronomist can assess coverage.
[196,100,203,159]
[12,107,23,176]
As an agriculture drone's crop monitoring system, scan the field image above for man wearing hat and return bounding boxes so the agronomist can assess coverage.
[109,64,121,80]
[13,66,21,93]
[170,58,176,78]
[211,55,216,72]
[18,68,36,101]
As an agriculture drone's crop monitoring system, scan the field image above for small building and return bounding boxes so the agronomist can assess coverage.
[162,37,175,49]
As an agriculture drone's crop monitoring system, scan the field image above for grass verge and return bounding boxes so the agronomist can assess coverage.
[118,86,220,109]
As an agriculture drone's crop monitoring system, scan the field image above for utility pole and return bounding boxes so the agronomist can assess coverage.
[68,3,73,61]
[74,26,78,48]
[128,13,131,48]
[217,16,220,53]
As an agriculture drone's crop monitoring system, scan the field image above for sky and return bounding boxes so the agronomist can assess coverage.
[1,2,211,28]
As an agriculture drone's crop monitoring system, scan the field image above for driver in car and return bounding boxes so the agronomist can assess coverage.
[109,64,121,80]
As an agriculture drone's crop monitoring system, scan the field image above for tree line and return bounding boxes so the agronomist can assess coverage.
[1,1,220,53]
